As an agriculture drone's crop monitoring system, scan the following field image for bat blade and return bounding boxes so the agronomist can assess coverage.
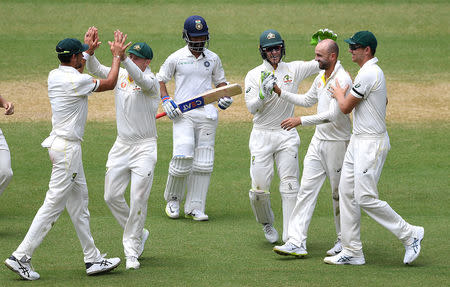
[156,84,242,119]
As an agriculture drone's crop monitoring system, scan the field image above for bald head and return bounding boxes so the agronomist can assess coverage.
[314,39,339,72]
[317,39,339,58]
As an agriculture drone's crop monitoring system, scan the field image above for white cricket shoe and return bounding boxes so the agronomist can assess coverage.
[326,238,343,256]
[86,257,121,275]
[273,242,307,257]
[185,209,209,221]
[4,255,40,281]
[263,223,279,244]
[138,228,149,258]
[403,226,424,264]
[324,253,365,265]
[165,200,180,219]
[126,256,140,270]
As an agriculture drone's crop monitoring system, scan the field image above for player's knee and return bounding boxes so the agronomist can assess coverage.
[280,177,299,195]
[169,156,193,177]
[192,146,214,173]
[355,193,378,207]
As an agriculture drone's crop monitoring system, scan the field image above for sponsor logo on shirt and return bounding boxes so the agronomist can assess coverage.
[121,82,127,88]
[204,61,210,67]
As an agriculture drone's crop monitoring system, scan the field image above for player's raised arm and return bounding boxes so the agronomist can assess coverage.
[96,30,131,92]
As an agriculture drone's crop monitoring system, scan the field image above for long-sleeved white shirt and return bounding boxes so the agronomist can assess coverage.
[86,55,159,142]
[46,65,99,142]
[245,59,320,129]
[280,61,352,141]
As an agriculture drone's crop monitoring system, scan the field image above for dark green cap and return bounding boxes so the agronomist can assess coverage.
[56,38,88,55]
[259,29,284,48]
[128,42,153,60]
[344,31,377,51]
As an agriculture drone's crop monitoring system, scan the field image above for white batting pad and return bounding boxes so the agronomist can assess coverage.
[185,171,211,213]
[192,146,214,173]
[164,156,193,202]
[168,156,193,177]
[249,189,274,224]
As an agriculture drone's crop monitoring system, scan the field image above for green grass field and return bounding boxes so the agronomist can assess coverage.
[0,0,449,286]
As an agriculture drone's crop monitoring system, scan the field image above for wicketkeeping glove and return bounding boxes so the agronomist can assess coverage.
[310,28,337,46]
[162,96,182,120]
[259,71,275,100]
[218,96,233,110]
[261,74,277,100]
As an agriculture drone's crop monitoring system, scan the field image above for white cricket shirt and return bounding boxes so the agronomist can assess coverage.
[245,59,320,129]
[86,55,159,142]
[280,61,352,141]
[156,46,226,119]
[47,65,98,141]
[350,57,387,135]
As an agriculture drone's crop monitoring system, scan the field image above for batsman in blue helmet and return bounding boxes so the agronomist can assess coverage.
[156,15,233,222]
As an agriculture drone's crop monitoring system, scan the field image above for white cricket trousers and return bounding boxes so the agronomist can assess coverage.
[339,133,414,257]
[104,137,157,258]
[249,127,300,240]
[0,129,13,196]
[13,137,102,263]
[288,137,348,248]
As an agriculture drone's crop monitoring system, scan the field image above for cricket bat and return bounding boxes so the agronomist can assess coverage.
[156,83,242,119]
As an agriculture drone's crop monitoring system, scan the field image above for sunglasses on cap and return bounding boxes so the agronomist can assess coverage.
[264,45,282,52]
[349,44,365,50]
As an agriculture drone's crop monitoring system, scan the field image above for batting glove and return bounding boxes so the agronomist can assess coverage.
[310,28,337,46]
[218,96,233,110]
[162,96,182,120]
[261,74,277,100]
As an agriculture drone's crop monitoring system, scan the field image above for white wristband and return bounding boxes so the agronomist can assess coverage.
[82,52,90,61]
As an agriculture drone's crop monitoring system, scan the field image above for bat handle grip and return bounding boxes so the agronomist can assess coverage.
[155,112,167,119]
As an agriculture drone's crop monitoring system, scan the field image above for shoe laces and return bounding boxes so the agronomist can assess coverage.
[408,238,420,254]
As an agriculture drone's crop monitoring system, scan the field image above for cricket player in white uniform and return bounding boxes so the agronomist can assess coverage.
[83,27,159,270]
[157,15,233,221]
[324,31,424,265]
[4,33,128,280]
[244,29,320,243]
[272,39,352,257]
[0,95,14,196]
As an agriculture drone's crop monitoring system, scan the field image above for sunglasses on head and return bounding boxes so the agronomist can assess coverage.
[264,45,282,52]
[349,44,365,50]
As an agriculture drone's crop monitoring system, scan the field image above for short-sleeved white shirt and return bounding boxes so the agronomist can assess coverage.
[156,46,226,119]
[281,61,352,141]
[86,55,160,142]
[47,65,98,141]
[350,57,387,135]
[245,59,320,129]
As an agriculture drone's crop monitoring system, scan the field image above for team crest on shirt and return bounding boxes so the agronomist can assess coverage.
[204,61,210,67]
[283,74,292,83]
[121,82,127,88]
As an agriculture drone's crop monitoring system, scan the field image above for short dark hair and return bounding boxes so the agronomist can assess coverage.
[57,53,73,63]
[369,46,376,56]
